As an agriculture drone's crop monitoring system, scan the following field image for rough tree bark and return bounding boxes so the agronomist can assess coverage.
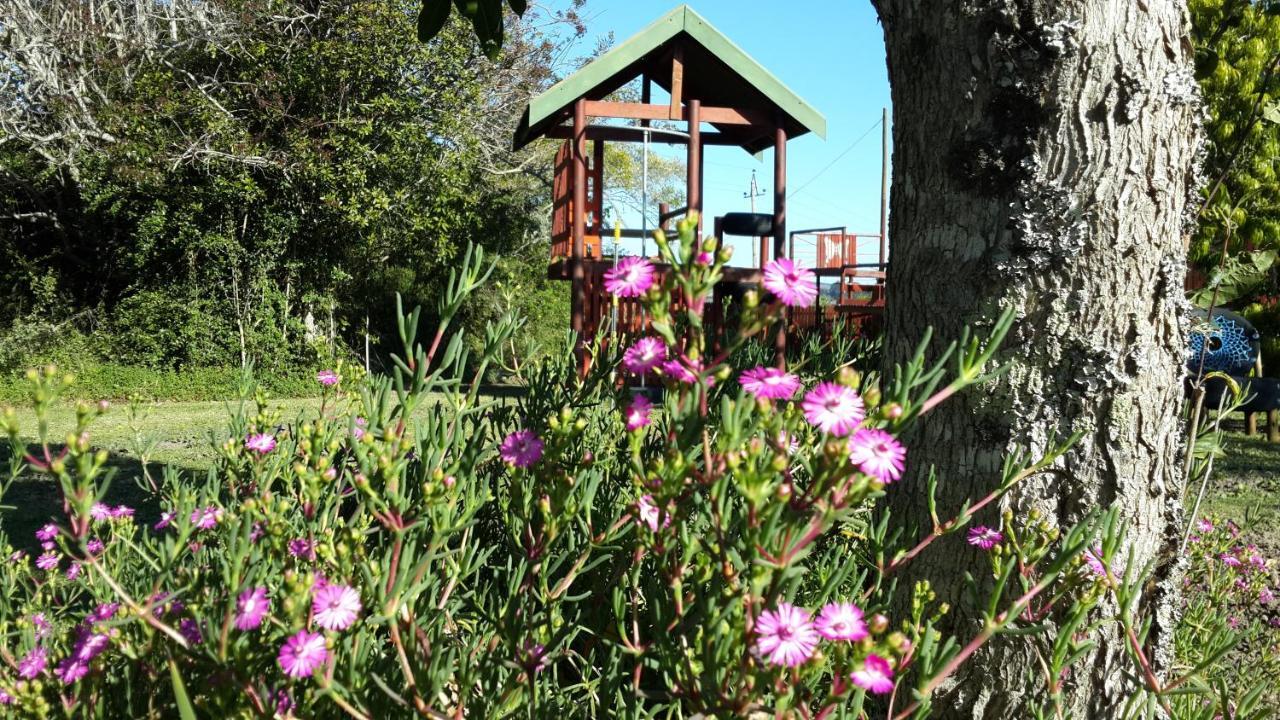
[873,1,1201,716]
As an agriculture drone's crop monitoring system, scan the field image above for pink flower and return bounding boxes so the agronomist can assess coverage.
[109,505,134,520]
[967,526,1003,550]
[695,251,713,266]
[1261,588,1275,604]
[1221,554,1243,568]
[288,539,316,560]
[660,356,714,386]
[753,603,819,667]
[739,366,801,400]
[316,369,339,386]
[625,396,653,431]
[622,337,667,374]
[180,618,203,645]
[801,382,865,436]
[353,417,368,440]
[190,506,223,530]
[814,602,868,642]
[1084,545,1107,577]
[636,495,670,532]
[500,430,544,468]
[66,562,81,580]
[850,654,895,695]
[88,603,118,624]
[236,586,270,630]
[56,659,89,684]
[35,524,58,542]
[154,511,176,531]
[18,646,47,679]
[312,583,362,631]
[1196,518,1214,533]
[762,258,818,308]
[847,428,906,482]
[776,431,801,456]
[90,503,112,521]
[0,690,12,705]
[603,256,656,297]
[246,433,277,454]
[36,552,59,571]
[278,630,328,679]
[86,538,104,555]
[31,613,50,639]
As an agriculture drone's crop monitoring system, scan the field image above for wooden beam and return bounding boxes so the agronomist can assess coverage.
[670,47,684,120]
[688,98,702,234]
[544,124,754,146]
[582,101,768,126]
[572,99,587,374]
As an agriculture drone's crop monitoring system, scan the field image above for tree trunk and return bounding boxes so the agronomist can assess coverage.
[873,1,1200,716]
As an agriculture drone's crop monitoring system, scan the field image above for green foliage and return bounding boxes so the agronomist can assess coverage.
[1,0,576,376]
[1190,0,1280,265]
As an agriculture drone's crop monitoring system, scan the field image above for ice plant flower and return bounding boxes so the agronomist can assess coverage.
[18,647,47,679]
[316,369,339,386]
[739,366,801,400]
[278,630,328,679]
[86,538,104,555]
[1084,545,1108,577]
[35,523,58,542]
[636,495,670,532]
[967,526,1003,550]
[312,583,362,631]
[66,562,82,580]
[625,395,653,431]
[1196,518,1214,533]
[622,336,667,374]
[1221,554,1243,568]
[109,505,134,520]
[288,538,316,560]
[154,511,176,531]
[246,433,277,454]
[56,658,89,685]
[180,618,203,645]
[851,654,895,694]
[500,430,543,468]
[90,503,112,521]
[753,603,819,667]
[847,428,906,481]
[31,613,50,639]
[814,602,869,642]
[762,257,818,307]
[236,587,270,630]
[603,256,656,297]
[190,506,223,530]
[36,552,59,571]
[802,382,865,436]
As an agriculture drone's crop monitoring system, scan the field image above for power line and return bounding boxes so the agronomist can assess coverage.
[788,117,883,200]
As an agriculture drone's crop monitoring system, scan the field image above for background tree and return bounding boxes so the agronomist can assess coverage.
[0,0,585,376]
[872,1,1199,717]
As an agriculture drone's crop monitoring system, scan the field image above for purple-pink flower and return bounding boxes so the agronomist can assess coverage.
[246,433,277,454]
[753,602,819,667]
[109,505,134,520]
[636,495,670,532]
[35,523,58,542]
[814,602,868,642]
[288,539,316,561]
[603,256,656,297]
[762,258,818,308]
[1084,545,1108,577]
[236,586,270,630]
[190,506,223,530]
[66,562,81,580]
[500,430,544,468]
[180,618,203,645]
[278,630,328,679]
[967,526,1003,550]
[739,366,801,400]
[36,552,59,571]
[801,382,865,436]
[850,654,895,695]
[625,396,653,432]
[86,538,104,555]
[622,337,667,374]
[312,583,362,631]
[154,511,176,531]
[18,646,47,679]
[316,369,339,386]
[847,428,906,482]
[1221,554,1243,568]
[1196,518,1214,533]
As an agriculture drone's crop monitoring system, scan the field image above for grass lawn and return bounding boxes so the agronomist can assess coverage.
[1200,428,1280,553]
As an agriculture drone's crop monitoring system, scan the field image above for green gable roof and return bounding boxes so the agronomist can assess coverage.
[513,5,826,154]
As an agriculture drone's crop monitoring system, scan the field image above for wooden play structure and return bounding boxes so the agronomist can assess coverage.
[513,5,888,372]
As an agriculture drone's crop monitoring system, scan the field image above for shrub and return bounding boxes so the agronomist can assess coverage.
[0,224,1272,717]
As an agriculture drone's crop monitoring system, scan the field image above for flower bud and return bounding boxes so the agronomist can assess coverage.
[869,614,889,634]
[883,403,904,420]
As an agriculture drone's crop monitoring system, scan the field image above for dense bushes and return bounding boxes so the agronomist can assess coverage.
[0,227,1274,717]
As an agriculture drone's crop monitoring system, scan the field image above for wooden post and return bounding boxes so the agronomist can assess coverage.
[1270,409,1280,443]
[879,106,889,269]
[572,98,587,375]
[1247,412,1258,437]
[687,98,702,234]
[773,120,788,367]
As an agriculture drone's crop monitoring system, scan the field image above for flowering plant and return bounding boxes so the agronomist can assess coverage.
[0,224,1269,718]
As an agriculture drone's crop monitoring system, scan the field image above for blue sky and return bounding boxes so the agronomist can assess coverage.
[573,0,892,266]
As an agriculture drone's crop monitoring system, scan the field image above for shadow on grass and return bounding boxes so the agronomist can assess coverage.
[0,440,202,553]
